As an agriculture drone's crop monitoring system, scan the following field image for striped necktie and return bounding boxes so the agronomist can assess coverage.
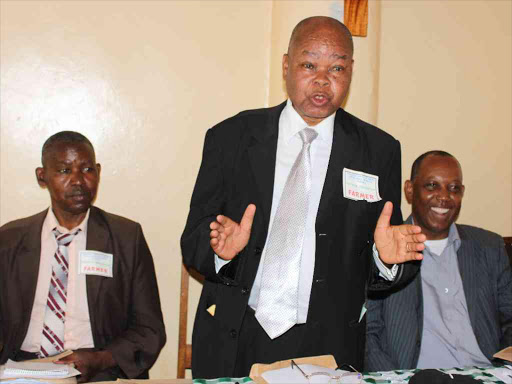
[39,228,80,357]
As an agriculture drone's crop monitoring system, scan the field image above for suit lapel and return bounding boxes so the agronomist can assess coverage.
[85,207,111,312]
[456,226,479,332]
[247,103,284,230]
[18,210,48,319]
[316,109,358,229]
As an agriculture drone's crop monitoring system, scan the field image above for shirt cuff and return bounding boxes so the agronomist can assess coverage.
[373,243,398,281]
[214,254,231,273]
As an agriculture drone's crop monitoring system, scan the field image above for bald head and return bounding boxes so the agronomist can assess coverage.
[288,16,354,57]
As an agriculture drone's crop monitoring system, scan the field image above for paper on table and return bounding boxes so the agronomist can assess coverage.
[261,364,359,384]
[484,367,512,384]
[250,355,338,384]
[0,379,62,384]
[0,360,80,380]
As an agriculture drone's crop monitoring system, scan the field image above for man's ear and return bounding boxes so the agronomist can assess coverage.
[404,180,413,204]
[282,53,289,80]
[35,167,47,188]
[96,163,101,178]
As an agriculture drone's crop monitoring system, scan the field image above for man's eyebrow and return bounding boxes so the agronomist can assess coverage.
[330,53,349,60]
[300,50,349,60]
[301,50,319,58]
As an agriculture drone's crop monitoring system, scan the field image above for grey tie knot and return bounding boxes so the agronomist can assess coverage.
[299,127,318,145]
[53,228,80,247]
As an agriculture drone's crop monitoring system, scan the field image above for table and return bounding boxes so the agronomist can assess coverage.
[190,365,512,383]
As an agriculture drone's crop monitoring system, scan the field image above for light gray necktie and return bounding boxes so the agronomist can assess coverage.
[255,127,318,339]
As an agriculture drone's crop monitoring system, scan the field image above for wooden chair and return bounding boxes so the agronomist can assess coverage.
[177,263,192,378]
[504,237,512,267]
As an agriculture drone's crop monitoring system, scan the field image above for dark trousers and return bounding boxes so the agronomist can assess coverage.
[233,307,308,377]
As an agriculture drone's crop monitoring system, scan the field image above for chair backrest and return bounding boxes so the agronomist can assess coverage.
[177,263,192,378]
[504,237,512,267]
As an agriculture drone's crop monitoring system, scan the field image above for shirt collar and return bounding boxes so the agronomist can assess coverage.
[280,99,335,145]
[43,207,90,239]
[411,216,461,252]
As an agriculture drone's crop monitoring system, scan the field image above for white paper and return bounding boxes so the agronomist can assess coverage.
[486,366,512,383]
[0,360,80,379]
[0,379,63,384]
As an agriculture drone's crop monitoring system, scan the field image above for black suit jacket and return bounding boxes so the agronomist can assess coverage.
[181,102,419,378]
[0,206,166,380]
[366,223,512,371]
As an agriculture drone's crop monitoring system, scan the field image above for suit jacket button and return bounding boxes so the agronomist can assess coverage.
[230,329,237,338]
[254,247,262,254]
[241,287,250,295]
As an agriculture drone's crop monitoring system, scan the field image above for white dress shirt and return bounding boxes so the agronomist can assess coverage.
[216,100,395,323]
[21,208,95,352]
[247,100,334,322]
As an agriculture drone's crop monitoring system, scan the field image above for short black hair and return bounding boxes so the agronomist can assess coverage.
[410,150,456,180]
[41,131,95,167]
[288,16,354,56]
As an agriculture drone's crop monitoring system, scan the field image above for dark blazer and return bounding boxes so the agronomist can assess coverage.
[0,206,166,380]
[366,222,512,371]
[181,102,419,378]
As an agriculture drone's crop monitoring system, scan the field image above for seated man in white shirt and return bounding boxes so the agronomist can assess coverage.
[366,150,512,371]
[0,131,166,382]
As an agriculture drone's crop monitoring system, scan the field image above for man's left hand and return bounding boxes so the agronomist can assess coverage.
[55,349,116,383]
[374,201,426,265]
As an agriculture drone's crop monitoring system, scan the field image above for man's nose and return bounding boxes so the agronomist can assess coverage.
[436,188,450,201]
[70,170,84,184]
[313,70,330,87]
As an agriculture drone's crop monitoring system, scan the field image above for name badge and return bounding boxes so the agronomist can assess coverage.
[79,250,113,277]
[343,168,381,202]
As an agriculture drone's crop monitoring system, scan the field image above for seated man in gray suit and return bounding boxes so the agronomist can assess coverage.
[366,150,512,371]
[0,131,166,382]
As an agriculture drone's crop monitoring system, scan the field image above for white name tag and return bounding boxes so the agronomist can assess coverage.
[79,250,113,277]
[343,168,381,202]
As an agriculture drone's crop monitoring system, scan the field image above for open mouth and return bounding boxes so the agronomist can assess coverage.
[311,93,330,106]
[431,207,449,214]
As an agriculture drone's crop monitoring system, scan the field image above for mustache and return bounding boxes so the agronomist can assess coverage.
[66,188,91,197]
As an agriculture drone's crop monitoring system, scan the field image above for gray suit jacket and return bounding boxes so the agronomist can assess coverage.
[366,221,512,371]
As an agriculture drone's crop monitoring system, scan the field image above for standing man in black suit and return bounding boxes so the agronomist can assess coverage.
[366,151,512,371]
[182,16,425,378]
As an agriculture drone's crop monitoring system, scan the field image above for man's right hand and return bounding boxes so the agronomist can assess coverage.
[210,204,256,260]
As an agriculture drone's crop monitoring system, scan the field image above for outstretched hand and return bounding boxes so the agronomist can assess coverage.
[374,201,426,265]
[55,349,116,383]
[210,204,256,260]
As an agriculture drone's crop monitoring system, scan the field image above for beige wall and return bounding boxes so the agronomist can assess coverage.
[1,0,510,379]
[377,0,512,234]
[0,1,273,378]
